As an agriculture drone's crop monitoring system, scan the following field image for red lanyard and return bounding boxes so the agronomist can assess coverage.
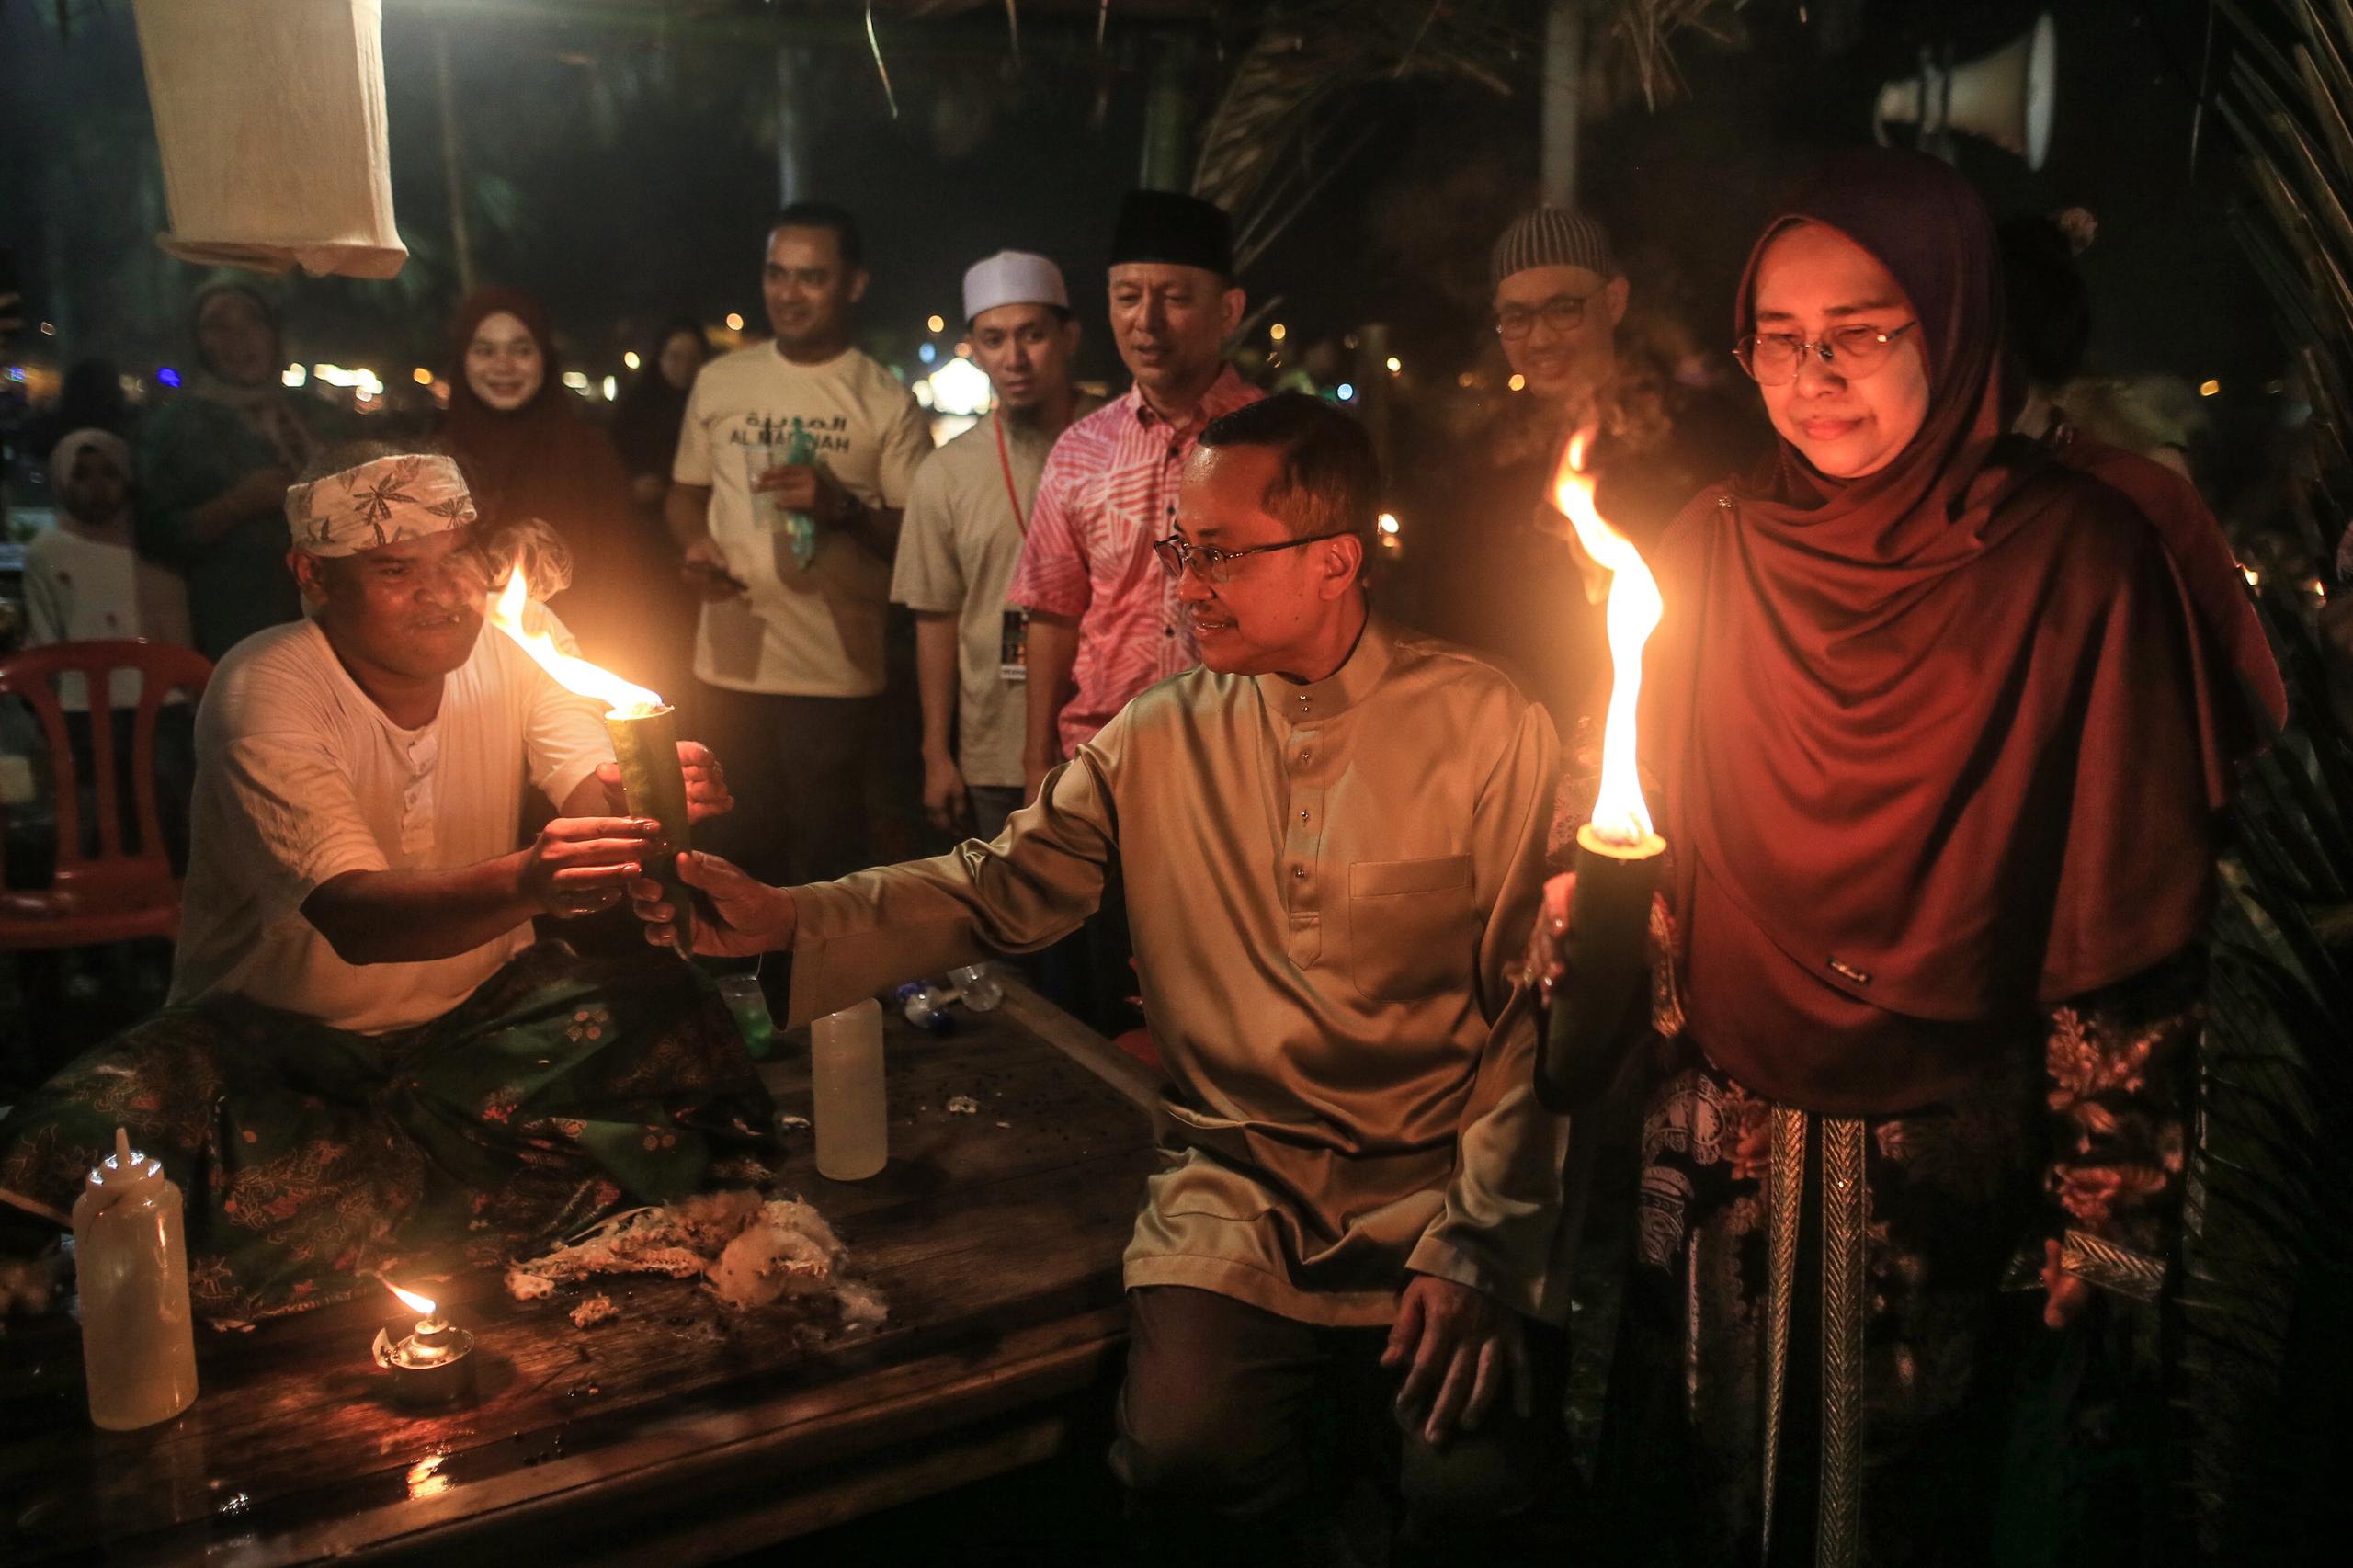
[992,411,1029,537]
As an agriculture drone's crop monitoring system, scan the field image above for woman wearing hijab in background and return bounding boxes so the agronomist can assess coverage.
[608,315,709,706]
[135,282,348,660]
[1533,151,2281,1566]
[437,287,643,670]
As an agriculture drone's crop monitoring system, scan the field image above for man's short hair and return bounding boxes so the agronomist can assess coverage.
[1198,393,1381,548]
[771,202,865,271]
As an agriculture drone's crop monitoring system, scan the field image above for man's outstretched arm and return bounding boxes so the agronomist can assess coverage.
[634,722,1128,1027]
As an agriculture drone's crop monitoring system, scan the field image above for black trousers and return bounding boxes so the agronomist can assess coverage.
[694,685,878,888]
[1112,1285,1576,1567]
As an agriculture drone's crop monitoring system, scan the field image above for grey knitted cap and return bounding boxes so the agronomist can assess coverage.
[1489,207,1620,289]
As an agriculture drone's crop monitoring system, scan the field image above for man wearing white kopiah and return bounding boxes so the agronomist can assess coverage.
[892,249,1100,843]
[0,445,775,1325]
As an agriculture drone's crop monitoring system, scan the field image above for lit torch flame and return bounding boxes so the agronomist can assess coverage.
[489,555,665,718]
[1551,432,1663,849]
[385,1282,437,1318]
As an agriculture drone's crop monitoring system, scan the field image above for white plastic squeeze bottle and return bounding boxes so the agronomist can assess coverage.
[71,1128,199,1430]
[811,999,888,1180]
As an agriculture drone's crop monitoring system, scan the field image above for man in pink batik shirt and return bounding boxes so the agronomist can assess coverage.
[1008,189,1263,798]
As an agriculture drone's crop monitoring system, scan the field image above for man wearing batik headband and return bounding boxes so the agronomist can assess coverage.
[0,444,775,1325]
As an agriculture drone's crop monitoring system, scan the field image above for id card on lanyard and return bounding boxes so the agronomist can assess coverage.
[995,411,1030,684]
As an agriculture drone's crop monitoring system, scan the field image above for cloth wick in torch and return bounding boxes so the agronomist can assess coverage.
[1539,430,1669,1112]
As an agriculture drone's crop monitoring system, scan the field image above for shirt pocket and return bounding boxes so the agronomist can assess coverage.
[1347,855,1477,1003]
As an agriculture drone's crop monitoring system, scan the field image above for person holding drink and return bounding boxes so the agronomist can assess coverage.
[665,202,932,887]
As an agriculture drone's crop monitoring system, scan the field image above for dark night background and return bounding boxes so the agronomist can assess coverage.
[0,2,2280,430]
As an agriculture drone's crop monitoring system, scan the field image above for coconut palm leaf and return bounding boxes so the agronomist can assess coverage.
[1190,0,1750,276]
[2200,5,2353,1553]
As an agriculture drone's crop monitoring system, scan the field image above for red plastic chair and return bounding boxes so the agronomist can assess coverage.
[0,639,213,947]
[1111,1027,1165,1074]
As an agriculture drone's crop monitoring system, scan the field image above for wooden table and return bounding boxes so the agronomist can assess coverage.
[0,980,1165,1565]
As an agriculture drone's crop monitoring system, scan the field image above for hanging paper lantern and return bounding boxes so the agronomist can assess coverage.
[132,0,407,278]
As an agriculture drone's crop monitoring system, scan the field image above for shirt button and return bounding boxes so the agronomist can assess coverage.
[1164,627,1175,638]
[1299,810,1309,821]
[1292,866,1305,879]
[1299,751,1311,763]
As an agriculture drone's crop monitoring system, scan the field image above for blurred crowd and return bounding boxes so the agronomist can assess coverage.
[3,182,2351,1034]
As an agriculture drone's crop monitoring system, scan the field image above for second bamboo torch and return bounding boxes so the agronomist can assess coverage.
[1539,434,1668,1113]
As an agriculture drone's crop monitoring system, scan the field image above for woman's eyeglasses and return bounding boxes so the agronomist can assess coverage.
[1734,321,1919,385]
[1152,531,1347,585]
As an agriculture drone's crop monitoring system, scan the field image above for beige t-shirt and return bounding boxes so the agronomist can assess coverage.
[673,341,932,697]
[169,608,611,1035]
[890,405,1096,788]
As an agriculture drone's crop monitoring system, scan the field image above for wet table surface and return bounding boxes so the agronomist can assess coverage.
[0,980,1165,1565]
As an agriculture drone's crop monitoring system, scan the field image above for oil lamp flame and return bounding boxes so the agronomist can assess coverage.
[489,556,665,718]
[385,1282,436,1318]
[1551,432,1664,848]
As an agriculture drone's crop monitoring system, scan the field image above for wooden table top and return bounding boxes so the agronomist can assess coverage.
[0,979,1165,1565]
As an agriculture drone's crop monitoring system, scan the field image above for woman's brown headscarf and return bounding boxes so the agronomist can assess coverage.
[1646,150,2271,1078]
[438,286,642,659]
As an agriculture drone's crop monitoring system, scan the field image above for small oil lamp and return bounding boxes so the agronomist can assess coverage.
[490,558,696,957]
[371,1283,476,1408]
[1538,433,1668,1113]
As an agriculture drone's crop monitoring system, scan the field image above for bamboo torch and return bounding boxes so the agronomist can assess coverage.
[489,560,695,959]
[1538,433,1666,1113]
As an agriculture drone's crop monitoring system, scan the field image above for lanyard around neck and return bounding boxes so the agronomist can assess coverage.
[992,410,1029,537]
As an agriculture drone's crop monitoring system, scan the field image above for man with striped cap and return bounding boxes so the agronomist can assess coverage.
[1487,204,1764,559]
[1406,207,1760,727]
[1488,206,1629,423]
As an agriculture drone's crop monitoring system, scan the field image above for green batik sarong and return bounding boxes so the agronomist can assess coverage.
[0,940,776,1324]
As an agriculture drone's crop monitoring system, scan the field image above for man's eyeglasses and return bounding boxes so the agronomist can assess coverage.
[1734,322,1919,385]
[1493,292,1599,342]
[1152,531,1347,585]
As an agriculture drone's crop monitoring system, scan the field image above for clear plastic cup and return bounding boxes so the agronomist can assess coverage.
[716,972,776,1059]
[735,443,817,569]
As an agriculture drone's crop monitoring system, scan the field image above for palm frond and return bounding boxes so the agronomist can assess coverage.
[2200,5,2353,1551]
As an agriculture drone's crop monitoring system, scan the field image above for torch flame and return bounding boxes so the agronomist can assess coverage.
[385,1282,437,1317]
[1552,432,1663,849]
[489,555,665,718]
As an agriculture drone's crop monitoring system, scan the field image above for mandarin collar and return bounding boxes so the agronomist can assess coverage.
[1128,365,1249,432]
[1256,611,1392,728]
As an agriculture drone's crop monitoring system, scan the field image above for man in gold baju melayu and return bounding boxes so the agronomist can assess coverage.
[634,394,1574,1564]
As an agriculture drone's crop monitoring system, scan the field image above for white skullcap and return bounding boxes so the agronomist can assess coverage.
[962,250,1069,324]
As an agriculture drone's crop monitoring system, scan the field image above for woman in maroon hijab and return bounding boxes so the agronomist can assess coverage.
[438,287,647,667]
[1544,152,2281,1564]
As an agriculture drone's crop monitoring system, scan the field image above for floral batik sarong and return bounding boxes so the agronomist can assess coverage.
[0,939,776,1323]
[1595,951,2198,1568]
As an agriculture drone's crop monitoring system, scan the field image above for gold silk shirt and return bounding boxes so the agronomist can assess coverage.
[785,616,1572,1327]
